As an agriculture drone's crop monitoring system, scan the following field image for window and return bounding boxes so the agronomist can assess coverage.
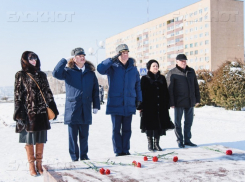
[205,23,209,28]
[199,33,203,37]
[190,51,193,55]
[205,49,209,53]
[185,44,188,49]
[194,35,198,39]
[190,43,193,48]
[199,17,203,22]
[204,7,208,12]
[205,32,209,36]
[199,9,203,14]
[195,50,198,55]
[205,15,208,20]
[200,41,203,46]
[205,40,209,45]
[194,42,198,47]
[205,57,209,61]
[194,11,197,15]
[185,52,189,56]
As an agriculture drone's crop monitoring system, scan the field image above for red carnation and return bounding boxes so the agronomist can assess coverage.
[137,162,141,168]
[99,168,105,175]
[105,169,110,175]
[226,150,233,155]
[132,160,137,166]
[152,156,158,162]
[173,156,178,162]
[143,156,148,161]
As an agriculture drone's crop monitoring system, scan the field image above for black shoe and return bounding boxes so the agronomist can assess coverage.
[124,152,131,155]
[184,141,197,147]
[80,156,90,160]
[178,142,185,148]
[72,159,78,162]
[115,153,123,157]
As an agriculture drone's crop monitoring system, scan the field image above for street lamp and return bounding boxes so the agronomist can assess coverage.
[88,40,105,76]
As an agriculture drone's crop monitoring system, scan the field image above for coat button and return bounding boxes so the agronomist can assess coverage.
[157,87,159,89]
[158,96,159,98]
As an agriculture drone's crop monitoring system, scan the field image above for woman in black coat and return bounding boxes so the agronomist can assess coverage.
[13,51,59,176]
[137,60,173,151]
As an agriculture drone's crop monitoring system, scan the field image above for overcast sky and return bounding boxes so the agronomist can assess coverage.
[0,0,243,86]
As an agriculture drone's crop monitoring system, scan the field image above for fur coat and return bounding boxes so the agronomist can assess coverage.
[138,71,173,131]
[13,51,59,132]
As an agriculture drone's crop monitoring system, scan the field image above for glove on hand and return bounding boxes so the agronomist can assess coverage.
[93,108,98,114]
[111,52,122,62]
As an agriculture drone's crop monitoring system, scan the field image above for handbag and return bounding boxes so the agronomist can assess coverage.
[26,72,55,120]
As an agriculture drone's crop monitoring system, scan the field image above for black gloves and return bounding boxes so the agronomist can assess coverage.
[136,101,142,110]
[111,52,122,62]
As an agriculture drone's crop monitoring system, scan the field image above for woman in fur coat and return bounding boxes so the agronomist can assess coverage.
[137,60,173,151]
[13,51,59,176]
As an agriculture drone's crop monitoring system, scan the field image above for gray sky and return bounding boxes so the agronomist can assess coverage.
[0,0,243,86]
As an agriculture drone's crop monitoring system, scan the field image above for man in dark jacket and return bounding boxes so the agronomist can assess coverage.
[52,47,100,161]
[97,44,142,156]
[166,54,200,148]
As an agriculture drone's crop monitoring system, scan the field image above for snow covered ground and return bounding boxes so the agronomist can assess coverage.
[0,94,245,182]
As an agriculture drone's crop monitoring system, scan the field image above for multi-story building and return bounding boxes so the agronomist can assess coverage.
[105,0,244,72]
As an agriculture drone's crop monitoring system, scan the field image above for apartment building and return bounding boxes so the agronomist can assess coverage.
[105,0,244,72]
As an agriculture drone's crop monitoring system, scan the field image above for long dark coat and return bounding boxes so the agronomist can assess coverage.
[52,58,100,125]
[138,71,172,131]
[13,51,59,132]
[97,58,142,116]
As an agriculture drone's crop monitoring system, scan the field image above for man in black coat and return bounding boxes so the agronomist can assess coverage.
[166,54,200,148]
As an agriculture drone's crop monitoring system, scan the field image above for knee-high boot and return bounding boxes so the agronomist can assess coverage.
[36,143,44,175]
[147,136,154,151]
[153,136,162,151]
[25,145,37,176]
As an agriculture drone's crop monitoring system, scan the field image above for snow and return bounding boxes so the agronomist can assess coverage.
[0,94,245,181]
[197,79,205,84]
[230,67,242,72]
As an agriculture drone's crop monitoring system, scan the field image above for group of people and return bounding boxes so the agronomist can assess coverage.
[13,44,200,176]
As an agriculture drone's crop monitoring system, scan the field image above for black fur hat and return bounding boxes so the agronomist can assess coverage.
[146,59,159,70]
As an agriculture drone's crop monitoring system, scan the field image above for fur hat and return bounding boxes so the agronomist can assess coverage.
[146,59,159,70]
[71,47,86,56]
[116,44,129,54]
